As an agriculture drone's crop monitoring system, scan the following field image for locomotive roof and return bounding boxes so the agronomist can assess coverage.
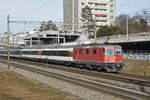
[74,43,121,48]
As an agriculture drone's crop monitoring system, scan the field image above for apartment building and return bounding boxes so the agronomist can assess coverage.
[63,0,116,32]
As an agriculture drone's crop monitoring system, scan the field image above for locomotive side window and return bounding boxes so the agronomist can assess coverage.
[79,49,82,54]
[116,49,122,55]
[103,49,105,55]
[104,48,114,55]
[86,49,89,54]
[93,49,96,54]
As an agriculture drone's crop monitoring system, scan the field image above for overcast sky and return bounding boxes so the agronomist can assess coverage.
[0,0,150,33]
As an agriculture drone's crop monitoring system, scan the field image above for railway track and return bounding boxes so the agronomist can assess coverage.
[2,57,150,87]
[0,59,150,100]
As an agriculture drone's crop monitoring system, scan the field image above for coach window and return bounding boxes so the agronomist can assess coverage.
[79,49,82,54]
[41,51,45,55]
[86,49,89,54]
[23,51,30,55]
[31,51,37,55]
[58,51,69,56]
[93,49,96,54]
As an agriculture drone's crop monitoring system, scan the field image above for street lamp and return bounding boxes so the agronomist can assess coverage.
[120,2,130,40]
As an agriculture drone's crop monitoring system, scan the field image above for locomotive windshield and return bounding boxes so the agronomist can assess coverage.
[104,48,114,55]
[115,49,122,55]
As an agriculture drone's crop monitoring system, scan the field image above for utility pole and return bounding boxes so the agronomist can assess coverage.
[7,14,10,69]
[30,36,32,48]
[58,31,60,46]
[126,15,129,40]
[94,19,97,43]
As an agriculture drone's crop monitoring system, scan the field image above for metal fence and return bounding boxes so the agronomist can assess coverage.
[123,50,150,60]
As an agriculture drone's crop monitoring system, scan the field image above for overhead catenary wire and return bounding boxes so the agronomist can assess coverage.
[9,0,64,33]
[12,0,54,20]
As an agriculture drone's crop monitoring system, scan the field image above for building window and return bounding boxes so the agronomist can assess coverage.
[96,20,107,22]
[110,10,113,13]
[110,4,113,7]
[95,9,107,11]
[111,16,114,19]
[88,2,94,5]
[81,2,85,5]
[95,14,107,17]
[95,3,107,6]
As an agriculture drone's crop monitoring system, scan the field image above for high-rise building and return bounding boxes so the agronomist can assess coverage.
[63,0,116,32]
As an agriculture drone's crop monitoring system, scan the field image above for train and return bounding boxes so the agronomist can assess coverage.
[0,44,124,72]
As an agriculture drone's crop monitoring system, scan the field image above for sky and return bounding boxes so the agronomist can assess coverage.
[0,0,150,33]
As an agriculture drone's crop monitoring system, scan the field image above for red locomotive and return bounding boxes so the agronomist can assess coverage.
[74,45,123,72]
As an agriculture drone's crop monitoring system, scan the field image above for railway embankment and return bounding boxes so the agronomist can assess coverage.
[0,66,78,100]
[0,60,127,100]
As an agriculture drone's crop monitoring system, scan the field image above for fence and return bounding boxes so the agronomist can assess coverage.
[123,50,150,60]
[122,50,150,76]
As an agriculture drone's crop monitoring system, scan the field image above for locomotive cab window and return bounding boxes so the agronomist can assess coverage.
[116,49,122,55]
[86,49,89,54]
[93,49,96,54]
